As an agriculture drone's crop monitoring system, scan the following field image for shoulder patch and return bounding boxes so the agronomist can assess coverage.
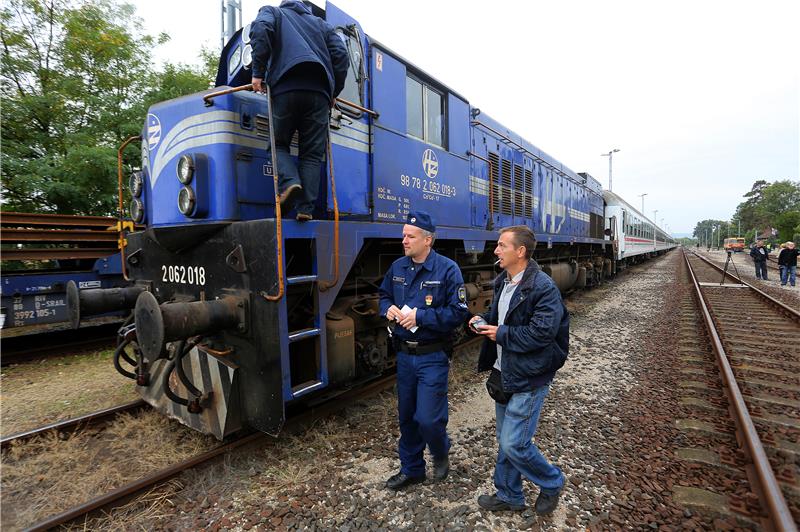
[458,285,467,303]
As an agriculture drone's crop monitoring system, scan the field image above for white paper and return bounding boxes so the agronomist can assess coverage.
[400,305,419,333]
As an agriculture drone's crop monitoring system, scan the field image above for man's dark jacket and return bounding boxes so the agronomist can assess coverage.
[750,245,769,262]
[778,247,799,267]
[477,260,569,392]
[249,1,349,99]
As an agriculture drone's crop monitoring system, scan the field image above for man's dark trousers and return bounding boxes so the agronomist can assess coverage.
[396,350,450,478]
[272,90,329,216]
[755,261,768,280]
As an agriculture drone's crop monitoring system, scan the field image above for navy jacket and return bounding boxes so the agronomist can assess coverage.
[477,260,569,392]
[379,250,470,343]
[249,1,349,99]
[750,245,769,262]
[778,247,799,267]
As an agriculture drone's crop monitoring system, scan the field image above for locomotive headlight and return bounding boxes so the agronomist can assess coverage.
[242,23,251,44]
[129,171,143,197]
[177,186,196,216]
[242,44,253,69]
[177,154,194,184]
[130,198,144,223]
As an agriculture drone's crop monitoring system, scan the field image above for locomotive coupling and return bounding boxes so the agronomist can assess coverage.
[134,292,247,363]
[66,281,145,329]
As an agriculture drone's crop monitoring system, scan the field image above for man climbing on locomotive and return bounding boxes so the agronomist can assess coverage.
[249,0,349,221]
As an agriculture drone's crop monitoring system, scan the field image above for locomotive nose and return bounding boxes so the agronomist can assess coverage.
[133,291,247,363]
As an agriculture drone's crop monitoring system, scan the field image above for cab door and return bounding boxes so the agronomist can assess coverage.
[323,3,370,215]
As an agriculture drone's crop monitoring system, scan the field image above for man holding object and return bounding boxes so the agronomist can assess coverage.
[379,211,469,490]
[471,225,569,515]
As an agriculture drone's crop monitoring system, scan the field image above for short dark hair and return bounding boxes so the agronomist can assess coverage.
[499,225,537,259]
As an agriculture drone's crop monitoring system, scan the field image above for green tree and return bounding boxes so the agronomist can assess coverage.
[732,180,800,240]
[1,0,213,216]
[692,219,730,248]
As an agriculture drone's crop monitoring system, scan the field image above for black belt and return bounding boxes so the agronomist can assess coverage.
[394,339,449,355]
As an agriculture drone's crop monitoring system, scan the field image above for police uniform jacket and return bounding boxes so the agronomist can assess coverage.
[477,260,569,392]
[378,250,469,344]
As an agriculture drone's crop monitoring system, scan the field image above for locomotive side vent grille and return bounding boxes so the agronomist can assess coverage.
[513,163,524,217]
[489,152,500,215]
[501,159,512,215]
[255,114,270,139]
[524,169,533,217]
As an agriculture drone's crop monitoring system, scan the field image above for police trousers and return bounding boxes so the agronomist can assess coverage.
[396,350,450,477]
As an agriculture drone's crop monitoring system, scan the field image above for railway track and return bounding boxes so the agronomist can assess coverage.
[0,399,148,450]
[14,337,482,530]
[681,250,799,530]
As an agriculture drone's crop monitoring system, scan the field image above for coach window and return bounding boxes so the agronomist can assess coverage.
[406,73,446,148]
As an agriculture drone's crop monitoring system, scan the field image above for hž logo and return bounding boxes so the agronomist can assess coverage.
[147,114,161,150]
[422,148,438,179]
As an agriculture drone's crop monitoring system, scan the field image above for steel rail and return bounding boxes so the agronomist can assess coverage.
[690,251,800,320]
[1,399,147,450]
[1,228,120,243]
[0,212,118,228]
[23,338,484,530]
[683,249,797,531]
[23,375,399,532]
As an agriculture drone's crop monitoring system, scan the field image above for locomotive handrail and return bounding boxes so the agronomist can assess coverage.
[467,151,495,227]
[335,97,378,118]
[261,84,285,302]
[118,135,142,281]
[202,85,379,120]
[203,84,254,106]
[319,135,340,292]
[470,120,582,187]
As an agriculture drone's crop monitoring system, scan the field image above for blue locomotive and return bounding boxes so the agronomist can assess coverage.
[68,1,671,439]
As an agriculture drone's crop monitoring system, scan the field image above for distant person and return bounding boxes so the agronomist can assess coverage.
[750,240,769,280]
[471,225,569,516]
[778,242,798,287]
[249,0,349,221]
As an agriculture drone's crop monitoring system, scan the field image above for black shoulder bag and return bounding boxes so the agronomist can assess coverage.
[485,368,512,404]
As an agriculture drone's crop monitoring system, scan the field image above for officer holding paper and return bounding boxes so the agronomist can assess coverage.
[378,210,470,490]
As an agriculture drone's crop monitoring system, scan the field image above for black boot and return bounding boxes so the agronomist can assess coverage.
[385,472,425,490]
[477,494,526,512]
[433,455,449,480]
[534,490,562,515]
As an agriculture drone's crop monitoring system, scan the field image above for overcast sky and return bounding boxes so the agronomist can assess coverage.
[133,0,799,235]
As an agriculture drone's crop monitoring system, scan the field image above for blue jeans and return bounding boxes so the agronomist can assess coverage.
[396,350,450,477]
[780,265,797,286]
[754,261,768,280]
[494,386,564,506]
[271,90,329,215]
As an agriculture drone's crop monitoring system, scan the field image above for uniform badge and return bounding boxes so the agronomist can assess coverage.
[458,285,467,303]
[425,294,433,306]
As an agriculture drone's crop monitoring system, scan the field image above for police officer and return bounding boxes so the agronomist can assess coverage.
[379,211,470,490]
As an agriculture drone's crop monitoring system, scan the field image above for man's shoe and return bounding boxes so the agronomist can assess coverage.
[385,472,425,490]
[433,455,449,480]
[477,494,526,512]
[296,212,312,222]
[534,490,562,515]
[279,183,303,207]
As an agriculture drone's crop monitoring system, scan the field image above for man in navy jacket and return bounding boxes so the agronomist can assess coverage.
[471,225,569,515]
[249,1,349,221]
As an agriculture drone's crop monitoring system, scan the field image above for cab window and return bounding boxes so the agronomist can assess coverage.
[406,73,446,148]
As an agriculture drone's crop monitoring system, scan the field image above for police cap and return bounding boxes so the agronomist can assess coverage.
[406,211,435,233]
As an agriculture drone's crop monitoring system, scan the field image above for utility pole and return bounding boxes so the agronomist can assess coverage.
[221,0,242,49]
[601,149,620,192]
[638,193,647,213]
